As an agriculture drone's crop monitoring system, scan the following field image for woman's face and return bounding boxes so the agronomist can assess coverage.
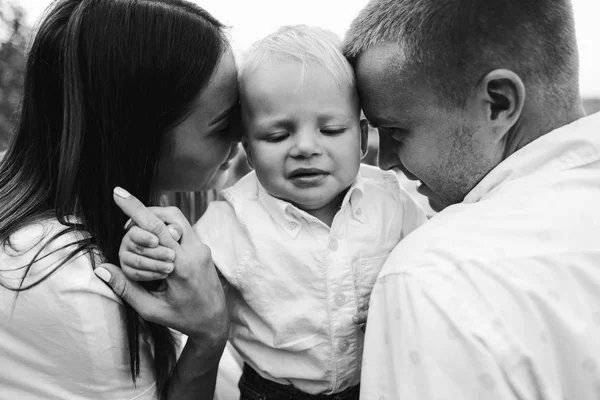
[156,48,240,192]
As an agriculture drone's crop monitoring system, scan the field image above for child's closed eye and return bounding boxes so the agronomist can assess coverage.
[263,132,289,143]
[320,127,347,135]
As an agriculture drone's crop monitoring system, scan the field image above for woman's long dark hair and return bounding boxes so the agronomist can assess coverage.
[0,0,227,397]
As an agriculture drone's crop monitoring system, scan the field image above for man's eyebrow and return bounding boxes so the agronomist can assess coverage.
[209,103,237,127]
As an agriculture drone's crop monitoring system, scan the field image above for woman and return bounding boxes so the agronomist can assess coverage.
[0,0,239,398]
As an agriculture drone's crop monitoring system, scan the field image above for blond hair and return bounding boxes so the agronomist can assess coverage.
[239,25,355,92]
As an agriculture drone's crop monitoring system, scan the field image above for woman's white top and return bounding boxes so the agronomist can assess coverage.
[0,219,158,399]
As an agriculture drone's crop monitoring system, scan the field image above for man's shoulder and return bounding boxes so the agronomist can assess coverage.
[379,177,600,278]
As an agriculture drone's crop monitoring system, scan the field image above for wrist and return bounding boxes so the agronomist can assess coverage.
[184,334,228,370]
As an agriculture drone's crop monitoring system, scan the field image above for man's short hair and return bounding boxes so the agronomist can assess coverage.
[343,0,580,109]
[239,25,355,92]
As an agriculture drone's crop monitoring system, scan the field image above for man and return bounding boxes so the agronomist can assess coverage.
[343,0,600,399]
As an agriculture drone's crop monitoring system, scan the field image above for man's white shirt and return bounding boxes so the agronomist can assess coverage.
[361,112,600,399]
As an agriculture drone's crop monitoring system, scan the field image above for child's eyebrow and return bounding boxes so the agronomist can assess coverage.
[252,117,295,129]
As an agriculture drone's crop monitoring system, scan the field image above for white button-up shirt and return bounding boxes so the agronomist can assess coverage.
[195,164,426,394]
[361,112,600,400]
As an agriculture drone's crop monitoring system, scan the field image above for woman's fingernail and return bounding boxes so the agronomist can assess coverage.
[123,218,132,230]
[114,187,131,198]
[94,267,112,283]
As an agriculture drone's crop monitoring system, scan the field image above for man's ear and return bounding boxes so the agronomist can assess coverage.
[242,140,254,169]
[360,119,369,159]
[474,69,525,139]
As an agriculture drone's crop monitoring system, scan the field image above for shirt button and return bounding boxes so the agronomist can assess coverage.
[338,340,350,353]
[287,221,298,230]
[355,208,362,216]
[335,293,345,306]
[329,239,338,251]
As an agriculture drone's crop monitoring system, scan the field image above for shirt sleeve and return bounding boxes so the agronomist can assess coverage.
[360,265,546,400]
[194,200,244,288]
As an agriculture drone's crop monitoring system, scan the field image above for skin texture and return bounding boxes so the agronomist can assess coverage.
[156,48,240,192]
[241,60,367,226]
[355,41,532,212]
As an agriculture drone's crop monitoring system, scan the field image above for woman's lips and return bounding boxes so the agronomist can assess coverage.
[219,145,239,170]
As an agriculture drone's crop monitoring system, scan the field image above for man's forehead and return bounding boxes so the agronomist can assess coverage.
[355,42,406,76]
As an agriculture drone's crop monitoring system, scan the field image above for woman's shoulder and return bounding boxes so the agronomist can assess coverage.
[0,218,100,289]
[0,219,158,399]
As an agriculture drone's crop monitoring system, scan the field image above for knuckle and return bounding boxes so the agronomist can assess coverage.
[167,206,185,220]
[197,245,212,263]
[114,279,129,300]
[133,244,146,255]
[131,269,143,281]
[133,255,142,268]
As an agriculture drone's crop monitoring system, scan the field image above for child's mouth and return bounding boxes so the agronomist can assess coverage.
[289,168,328,185]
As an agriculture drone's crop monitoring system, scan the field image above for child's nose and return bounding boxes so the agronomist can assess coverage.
[290,131,322,158]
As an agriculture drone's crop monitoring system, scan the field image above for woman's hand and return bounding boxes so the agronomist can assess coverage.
[94,187,229,347]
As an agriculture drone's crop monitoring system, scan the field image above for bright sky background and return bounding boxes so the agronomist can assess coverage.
[17,0,600,97]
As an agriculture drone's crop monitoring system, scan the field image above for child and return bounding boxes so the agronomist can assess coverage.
[123,25,426,399]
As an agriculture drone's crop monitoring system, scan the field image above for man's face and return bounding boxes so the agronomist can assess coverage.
[355,42,502,212]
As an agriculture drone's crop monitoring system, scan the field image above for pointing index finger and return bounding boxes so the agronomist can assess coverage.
[113,187,178,248]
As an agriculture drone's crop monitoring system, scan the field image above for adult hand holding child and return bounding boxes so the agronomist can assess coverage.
[95,187,229,397]
[96,187,227,343]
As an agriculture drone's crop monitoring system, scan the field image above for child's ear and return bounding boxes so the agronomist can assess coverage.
[242,139,254,169]
[360,119,369,159]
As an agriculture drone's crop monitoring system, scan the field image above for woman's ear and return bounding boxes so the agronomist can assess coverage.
[474,69,525,139]
[242,140,254,169]
[360,119,369,159]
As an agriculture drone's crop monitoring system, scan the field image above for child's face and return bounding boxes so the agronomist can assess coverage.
[241,60,365,213]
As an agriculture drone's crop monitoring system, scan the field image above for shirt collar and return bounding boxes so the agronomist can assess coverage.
[464,112,600,204]
[256,169,368,237]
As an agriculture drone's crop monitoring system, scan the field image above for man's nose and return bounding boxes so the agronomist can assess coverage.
[377,131,401,171]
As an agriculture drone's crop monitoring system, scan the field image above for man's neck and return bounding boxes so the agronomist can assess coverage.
[502,102,586,160]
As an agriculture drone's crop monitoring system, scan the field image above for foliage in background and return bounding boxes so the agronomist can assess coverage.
[0,0,28,152]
